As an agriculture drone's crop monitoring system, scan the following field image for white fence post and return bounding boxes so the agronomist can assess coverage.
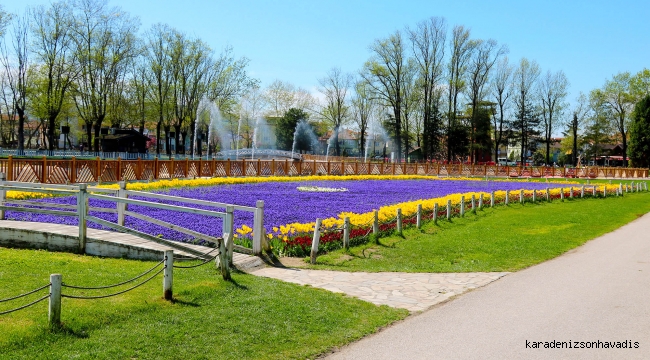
[396,208,402,233]
[343,216,350,249]
[581,185,585,198]
[593,186,597,197]
[163,250,173,300]
[520,190,524,204]
[0,172,5,220]
[460,196,465,217]
[505,191,509,205]
[546,188,550,201]
[416,204,422,229]
[569,187,574,198]
[372,210,379,235]
[310,218,322,264]
[433,203,438,223]
[447,200,451,220]
[471,195,476,213]
[253,200,266,254]
[77,184,88,253]
[223,206,234,266]
[560,188,564,201]
[490,191,495,207]
[49,274,61,328]
[532,190,537,202]
[478,194,483,209]
[117,181,127,226]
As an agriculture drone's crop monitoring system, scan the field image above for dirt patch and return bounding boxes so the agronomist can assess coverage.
[277,256,309,268]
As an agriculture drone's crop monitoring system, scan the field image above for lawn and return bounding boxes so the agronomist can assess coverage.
[0,250,407,359]
[311,191,650,272]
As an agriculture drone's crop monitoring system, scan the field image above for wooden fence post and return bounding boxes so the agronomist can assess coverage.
[460,196,465,217]
[520,190,524,204]
[253,200,267,254]
[593,186,596,197]
[373,210,379,235]
[77,184,88,253]
[0,172,5,220]
[49,274,61,328]
[71,157,77,184]
[163,250,173,300]
[560,188,564,201]
[478,194,483,209]
[396,208,402,233]
[416,204,422,229]
[471,195,476,213]
[532,190,537,202]
[41,156,47,183]
[218,237,230,280]
[310,218,322,264]
[581,185,585,198]
[569,187,574,198]
[505,191,509,205]
[7,156,13,181]
[490,191,495,207]
[433,203,438,224]
[343,216,350,249]
[117,181,127,226]
[96,157,101,183]
[546,188,550,201]
[447,200,451,220]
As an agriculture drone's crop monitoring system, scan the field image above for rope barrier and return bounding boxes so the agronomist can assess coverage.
[61,266,165,300]
[0,294,50,315]
[0,283,50,303]
[62,259,164,290]
[173,251,221,269]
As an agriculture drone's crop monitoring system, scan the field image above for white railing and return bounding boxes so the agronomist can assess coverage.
[0,174,267,259]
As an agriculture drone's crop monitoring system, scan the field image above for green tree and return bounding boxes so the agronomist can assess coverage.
[512,58,541,164]
[628,95,650,167]
[276,108,308,151]
[597,72,634,167]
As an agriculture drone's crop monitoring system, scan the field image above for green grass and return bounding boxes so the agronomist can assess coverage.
[312,192,650,272]
[0,251,407,359]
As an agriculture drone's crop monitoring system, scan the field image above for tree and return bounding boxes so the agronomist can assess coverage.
[275,107,308,151]
[362,30,406,160]
[71,0,140,152]
[566,92,588,166]
[628,95,650,167]
[630,68,650,102]
[538,70,569,164]
[512,58,541,164]
[351,79,376,157]
[407,16,446,160]
[446,25,475,161]
[0,11,29,153]
[30,1,78,152]
[490,56,513,162]
[466,38,507,163]
[0,5,11,37]
[264,80,314,117]
[598,72,634,167]
[584,90,614,164]
[317,67,352,156]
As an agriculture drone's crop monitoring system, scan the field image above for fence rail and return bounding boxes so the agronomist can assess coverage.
[0,155,646,184]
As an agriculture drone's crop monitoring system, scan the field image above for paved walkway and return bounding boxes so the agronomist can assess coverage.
[325,212,650,359]
[252,268,508,312]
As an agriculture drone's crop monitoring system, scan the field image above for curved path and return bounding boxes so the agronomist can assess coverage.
[325,212,650,359]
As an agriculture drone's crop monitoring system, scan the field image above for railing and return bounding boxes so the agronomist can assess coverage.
[0,155,647,184]
[0,148,150,160]
[0,176,267,256]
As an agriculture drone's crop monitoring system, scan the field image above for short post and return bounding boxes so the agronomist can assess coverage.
[416,204,422,229]
[0,172,6,220]
[603,186,607,198]
[217,237,230,280]
[532,190,537,202]
[343,216,350,249]
[593,186,596,197]
[460,196,465,217]
[490,191,495,207]
[163,250,173,300]
[520,190,524,204]
[471,195,476,213]
[253,200,267,254]
[546,188,550,201]
[223,206,234,266]
[433,203,438,224]
[372,210,379,235]
[77,184,89,253]
[581,185,585,198]
[49,274,62,328]
[446,200,451,220]
[569,187,574,198]
[310,218,322,264]
[478,194,483,209]
[505,191,509,205]
[396,208,402,233]
[117,181,127,226]
[560,188,564,201]
[625,183,628,193]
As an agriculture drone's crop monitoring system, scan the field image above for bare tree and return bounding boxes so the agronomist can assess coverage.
[490,56,513,162]
[408,16,447,160]
[264,79,314,117]
[361,30,406,160]
[351,78,377,157]
[446,25,475,161]
[0,11,29,153]
[512,57,541,164]
[538,69,569,164]
[317,67,352,156]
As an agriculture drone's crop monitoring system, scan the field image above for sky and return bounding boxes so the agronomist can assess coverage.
[3,0,649,108]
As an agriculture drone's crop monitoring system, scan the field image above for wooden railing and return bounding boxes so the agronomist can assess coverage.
[0,155,647,184]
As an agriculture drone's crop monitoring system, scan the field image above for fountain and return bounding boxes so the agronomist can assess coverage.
[290,120,319,159]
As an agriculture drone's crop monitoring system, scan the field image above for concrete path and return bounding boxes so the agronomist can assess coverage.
[325,213,650,359]
[253,268,508,312]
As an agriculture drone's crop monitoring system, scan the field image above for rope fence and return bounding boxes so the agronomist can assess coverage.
[62,267,165,300]
[62,260,165,290]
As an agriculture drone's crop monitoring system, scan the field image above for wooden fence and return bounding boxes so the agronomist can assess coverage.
[0,155,647,184]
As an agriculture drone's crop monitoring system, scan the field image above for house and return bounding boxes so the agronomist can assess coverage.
[100,129,150,153]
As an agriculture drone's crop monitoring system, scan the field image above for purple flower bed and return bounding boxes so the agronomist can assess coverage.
[5,179,564,244]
